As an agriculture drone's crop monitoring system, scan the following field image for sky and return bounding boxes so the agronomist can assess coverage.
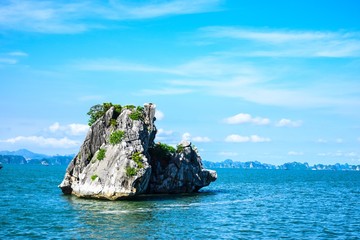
[1,0,360,165]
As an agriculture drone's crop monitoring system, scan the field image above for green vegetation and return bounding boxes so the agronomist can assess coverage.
[87,102,145,126]
[129,106,144,121]
[126,167,137,177]
[110,119,117,127]
[131,152,144,169]
[91,174,98,181]
[109,130,125,145]
[97,148,106,161]
[87,102,122,126]
[124,105,136,110]
[151,143,176,162]
[176,144,185,153]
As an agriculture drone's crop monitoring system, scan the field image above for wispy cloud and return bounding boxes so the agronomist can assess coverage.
[225,134,271,143]
[201,26,360,58]
[224,113,270,125]
[0,136,80,148]
[48,122,89,136]
[0,51,28,65]
[155,128,174,142]
[8,51,28,57]
[316,138,346,144]
[276,119,302,127]
[74,59,182,74]
[182,132,211,143]
[74,56,359,109]
[0,58,17,64]
[0,0,221,33]
[107,0,221,20]
[155,110,165,121]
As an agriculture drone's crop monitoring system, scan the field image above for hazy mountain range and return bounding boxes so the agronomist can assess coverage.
[1,149,359,171]
[202,159,360,171]
[0,149,74,165]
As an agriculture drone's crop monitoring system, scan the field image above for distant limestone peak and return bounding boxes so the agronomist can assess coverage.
[59,103,217,200]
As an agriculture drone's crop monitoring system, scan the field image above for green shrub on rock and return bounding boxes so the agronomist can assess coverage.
[97,148,106,161]
[126,167,137,177]
[110,119,117,127]
[151,143,176,162]
[87,102,122,126]
[109,130,125,145]
[91,174,98,181]
[176,144,185,153]
[131,152,144,169]
[127,106,144,121]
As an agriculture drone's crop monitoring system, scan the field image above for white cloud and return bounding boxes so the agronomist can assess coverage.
[0,136,80,148]
[182,132,191,142]
[192,136,211,142]
[48,122,89,136]
[75,59,182,74]
[8,51,28,57]
[68,124,89,136]
[0,0,221,33]
[288,151,304,156]
[49,122,61,132]
[201,26,360,58]
[276,119,302,127]
[181,132,211,143]
[107,0,221,20]
[225,134,271,143]
[158,128,173,135]
[317,138,347,144]
[155,128,175,142]
[224,113,270,125]
[72,54,360,110]
[155,110,164,120]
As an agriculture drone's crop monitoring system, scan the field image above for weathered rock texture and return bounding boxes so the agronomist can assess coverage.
[59,103,217,200]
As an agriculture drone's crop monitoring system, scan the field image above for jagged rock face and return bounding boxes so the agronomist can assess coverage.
[59,103,217,200]
[148,141,217,193]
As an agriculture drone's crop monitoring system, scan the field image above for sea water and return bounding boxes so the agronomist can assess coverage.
[1,165,359,239]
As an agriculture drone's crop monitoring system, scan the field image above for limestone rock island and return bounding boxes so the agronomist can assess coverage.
[59,103,217,200]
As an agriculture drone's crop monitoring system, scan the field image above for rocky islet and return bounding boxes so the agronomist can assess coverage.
[59,103,217,200]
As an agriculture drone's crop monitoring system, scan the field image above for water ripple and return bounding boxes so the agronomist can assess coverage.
[1,166,360,239]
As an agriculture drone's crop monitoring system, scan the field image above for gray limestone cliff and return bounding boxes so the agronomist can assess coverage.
[59,103,217,200]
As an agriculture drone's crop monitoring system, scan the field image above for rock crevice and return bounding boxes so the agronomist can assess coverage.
[59,103,217,200]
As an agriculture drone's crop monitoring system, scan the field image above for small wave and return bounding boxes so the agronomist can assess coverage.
[100,208,152,214]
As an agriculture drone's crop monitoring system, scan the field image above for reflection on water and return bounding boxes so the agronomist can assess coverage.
[64,192,212,239]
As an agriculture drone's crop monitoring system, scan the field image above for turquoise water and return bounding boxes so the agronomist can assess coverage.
[1,165,360,239]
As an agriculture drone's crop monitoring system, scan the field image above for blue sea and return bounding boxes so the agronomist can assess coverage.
[1,165,360,239]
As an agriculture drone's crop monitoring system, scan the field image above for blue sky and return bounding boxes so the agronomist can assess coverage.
[1,0,360,165]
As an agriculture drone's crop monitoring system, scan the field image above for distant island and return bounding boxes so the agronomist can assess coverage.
[203,159,360,171]
[0,149,73,165]
[1,149,359,171]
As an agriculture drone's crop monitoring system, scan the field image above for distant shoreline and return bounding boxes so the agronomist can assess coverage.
[203,160,360,171]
